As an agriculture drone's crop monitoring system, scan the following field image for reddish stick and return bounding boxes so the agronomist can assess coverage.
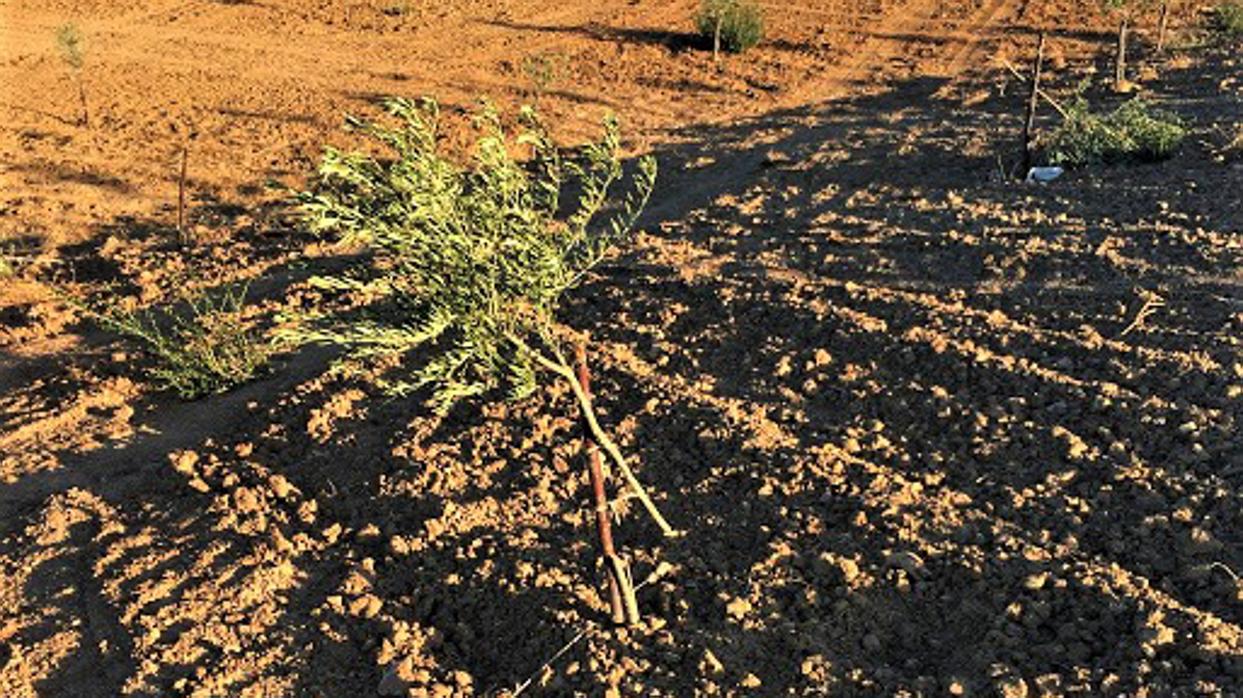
[574,343,627,625]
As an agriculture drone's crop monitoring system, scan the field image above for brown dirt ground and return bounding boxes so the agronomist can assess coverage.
[2,0,1242,696]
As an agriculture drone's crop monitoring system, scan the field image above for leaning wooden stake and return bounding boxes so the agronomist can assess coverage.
[575,343,640,626]
[1021,32,1047,175]
[1000,58,1071,120]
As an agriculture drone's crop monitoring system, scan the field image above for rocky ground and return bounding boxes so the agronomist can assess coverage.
[1,0,1242,696]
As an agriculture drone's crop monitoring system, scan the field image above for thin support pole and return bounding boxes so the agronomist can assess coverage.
[1157,2,1169,53]
[1000,59,1071,120]
[1115,17,1129,91]
[1021,32,1047,175]
[575,343,640,626]
[507,331,677,537]
[77,80,90,129]
[177,145,189,244]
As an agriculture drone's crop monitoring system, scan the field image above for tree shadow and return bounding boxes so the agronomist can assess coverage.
[482,19,814,55]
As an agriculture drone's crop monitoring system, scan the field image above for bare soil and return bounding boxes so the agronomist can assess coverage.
[1,0,1242,696]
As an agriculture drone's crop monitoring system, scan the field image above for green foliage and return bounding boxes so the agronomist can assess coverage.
[1216,2,1243,36]
[293,97,657,414]
[695,0,764,54]
[55,24,84,70]
[81,284,276,399]
[1046,97,1186,167]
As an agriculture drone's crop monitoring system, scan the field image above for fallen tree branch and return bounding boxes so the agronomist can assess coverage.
[510,333,679,537]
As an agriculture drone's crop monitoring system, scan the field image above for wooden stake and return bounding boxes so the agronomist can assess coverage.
[1021,32,1047,176]
[1157,2,1169,53]
[575,343,639,626]
[177,145,189,244]
[77,80,90,129]
[713,14,723,62]
[1115,17,1128,91]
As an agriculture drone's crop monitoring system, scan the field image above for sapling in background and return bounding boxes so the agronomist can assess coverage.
[695,0,765,59]
[293,97,670,623]
[55,24,90,127]
[520,51,568,106]
[1099,0,1155,91]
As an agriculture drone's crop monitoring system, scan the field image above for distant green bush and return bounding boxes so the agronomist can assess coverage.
[520,51,568,103]
[1046,98,1186,167]
[695,0,764,54]
[55,23,90,127]
[1215,2,1243,36]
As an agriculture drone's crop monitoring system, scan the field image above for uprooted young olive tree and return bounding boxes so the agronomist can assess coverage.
[294,97,672,623]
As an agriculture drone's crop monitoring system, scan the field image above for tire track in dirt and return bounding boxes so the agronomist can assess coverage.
[799,0,1021,91]
[938,0,1022,75]
[639,0,1020,231]
[821,0,950,89]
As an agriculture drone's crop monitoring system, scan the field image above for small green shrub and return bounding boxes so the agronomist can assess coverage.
[695,0,764,54]
[1216,2,1243,36]
[81,284,276,399]
[55,24,83,69]
[1046,97,1186,167]
[54,24,90,127]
